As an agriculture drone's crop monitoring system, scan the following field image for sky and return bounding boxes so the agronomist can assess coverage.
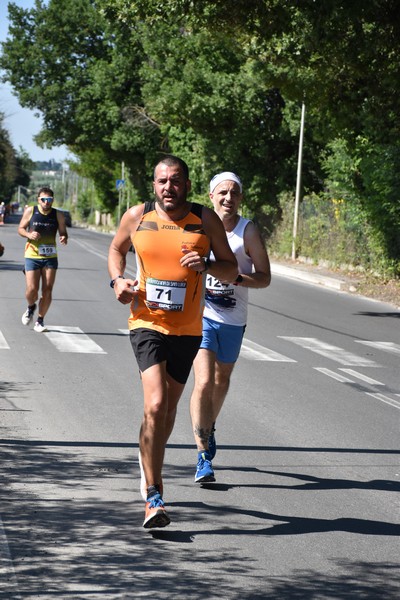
[0,0,70,163]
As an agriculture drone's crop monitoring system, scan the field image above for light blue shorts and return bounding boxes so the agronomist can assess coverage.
[200,316,245,363]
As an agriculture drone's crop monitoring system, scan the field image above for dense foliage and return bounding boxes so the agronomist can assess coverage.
[0,113,32,201]
[1,0,399,274]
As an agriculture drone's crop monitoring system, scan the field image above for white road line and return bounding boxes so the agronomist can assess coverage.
[366,392,400,410]
[338,369,385,386]
[70,238,108,260]
[44,326,106,353]
[121,331,296,361]
[316,370,400,410]
[0,331,10,349]
[314,368,355,383]
[71,239,137,278]
[354,341,400,356]
[280,337,379,366]
[240,338,296,362]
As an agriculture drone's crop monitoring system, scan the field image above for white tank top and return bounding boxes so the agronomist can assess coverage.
[203,216,252,326]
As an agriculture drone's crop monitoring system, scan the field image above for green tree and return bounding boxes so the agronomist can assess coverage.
[3,0,399,273]
[1,0,159,208]
[112,0,400,142]
[0,113,32,200]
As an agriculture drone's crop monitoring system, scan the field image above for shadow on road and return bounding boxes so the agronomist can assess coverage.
[1,380,399,598]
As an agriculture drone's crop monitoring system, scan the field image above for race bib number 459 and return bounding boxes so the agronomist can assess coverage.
[38,244,56,256]
[145,278,187,311]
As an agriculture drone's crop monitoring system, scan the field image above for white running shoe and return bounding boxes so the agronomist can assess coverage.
[34,321,47,333]
[21,304,36,326]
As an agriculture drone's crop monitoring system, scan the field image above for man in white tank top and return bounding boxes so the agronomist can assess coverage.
[190,172,271,483]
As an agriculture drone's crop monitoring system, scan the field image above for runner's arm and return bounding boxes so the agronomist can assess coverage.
[17,207,34,239]
[236,221,271,288]
[56,211,68,245]
[108,205,144,304]
[202,207,238,281]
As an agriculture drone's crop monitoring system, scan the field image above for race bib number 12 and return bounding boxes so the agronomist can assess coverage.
[205,275,235,297]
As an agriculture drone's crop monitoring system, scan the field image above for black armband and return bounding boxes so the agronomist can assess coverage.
[203,257,212,272]
[110,275,125,288]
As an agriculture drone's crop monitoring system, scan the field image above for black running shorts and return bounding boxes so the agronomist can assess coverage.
[129,328,202,384]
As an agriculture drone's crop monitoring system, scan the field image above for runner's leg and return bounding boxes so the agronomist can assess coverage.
[37,267,57,319]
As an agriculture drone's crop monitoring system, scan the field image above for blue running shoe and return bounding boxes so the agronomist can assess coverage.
[143,492,171,529]
[195,451,215,483]
[208,423,216,460]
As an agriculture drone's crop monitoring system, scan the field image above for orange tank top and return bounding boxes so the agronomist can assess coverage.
[128,202,210,335]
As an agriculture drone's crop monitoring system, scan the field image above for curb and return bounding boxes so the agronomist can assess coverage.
[270,262,347,291]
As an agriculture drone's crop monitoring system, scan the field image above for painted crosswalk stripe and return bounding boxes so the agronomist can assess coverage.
[240,338,296,362]
[44,326,106,353]
[354,341,400,356]
[0,516,21,598]
[279,337,379,366]
[0,332,10,350]
[119,331,295,361]
[366,392,400,410]
[338,369,385,385]
[314,368,355,383]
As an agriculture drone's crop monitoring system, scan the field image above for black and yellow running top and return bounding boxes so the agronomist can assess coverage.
[129,202,210,336]
[24,206,58,259]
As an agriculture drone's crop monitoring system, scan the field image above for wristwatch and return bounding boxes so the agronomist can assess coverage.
[110,275,125,288]
[235,274,243,283]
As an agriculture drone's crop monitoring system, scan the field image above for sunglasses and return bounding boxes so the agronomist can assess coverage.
[40,197,54,203]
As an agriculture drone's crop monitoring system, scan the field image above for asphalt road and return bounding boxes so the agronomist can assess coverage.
[0,217,399,599]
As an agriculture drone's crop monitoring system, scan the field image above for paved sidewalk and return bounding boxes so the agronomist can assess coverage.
[270,260,356,292]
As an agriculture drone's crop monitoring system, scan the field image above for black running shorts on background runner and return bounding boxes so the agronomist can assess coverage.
[130,328,202,384]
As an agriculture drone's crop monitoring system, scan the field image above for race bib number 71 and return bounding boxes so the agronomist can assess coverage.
[145,278,187,311]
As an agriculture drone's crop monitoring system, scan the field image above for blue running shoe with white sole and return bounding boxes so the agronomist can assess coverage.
[195,451,215,483]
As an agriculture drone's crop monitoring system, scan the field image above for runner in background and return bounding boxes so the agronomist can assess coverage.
[18,187,68,333]
[190,172,271,483]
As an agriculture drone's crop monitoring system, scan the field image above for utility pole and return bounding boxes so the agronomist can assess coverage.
[118,161,125,225]
[292,101,306,260]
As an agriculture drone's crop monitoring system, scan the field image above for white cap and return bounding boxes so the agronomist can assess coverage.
[209,172,242,193]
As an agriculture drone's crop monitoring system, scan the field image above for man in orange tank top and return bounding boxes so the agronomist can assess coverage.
[108,155,238,528]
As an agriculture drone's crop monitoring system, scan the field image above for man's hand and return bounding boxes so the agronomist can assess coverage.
[113,277,138,304]
[180,248,207,272]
